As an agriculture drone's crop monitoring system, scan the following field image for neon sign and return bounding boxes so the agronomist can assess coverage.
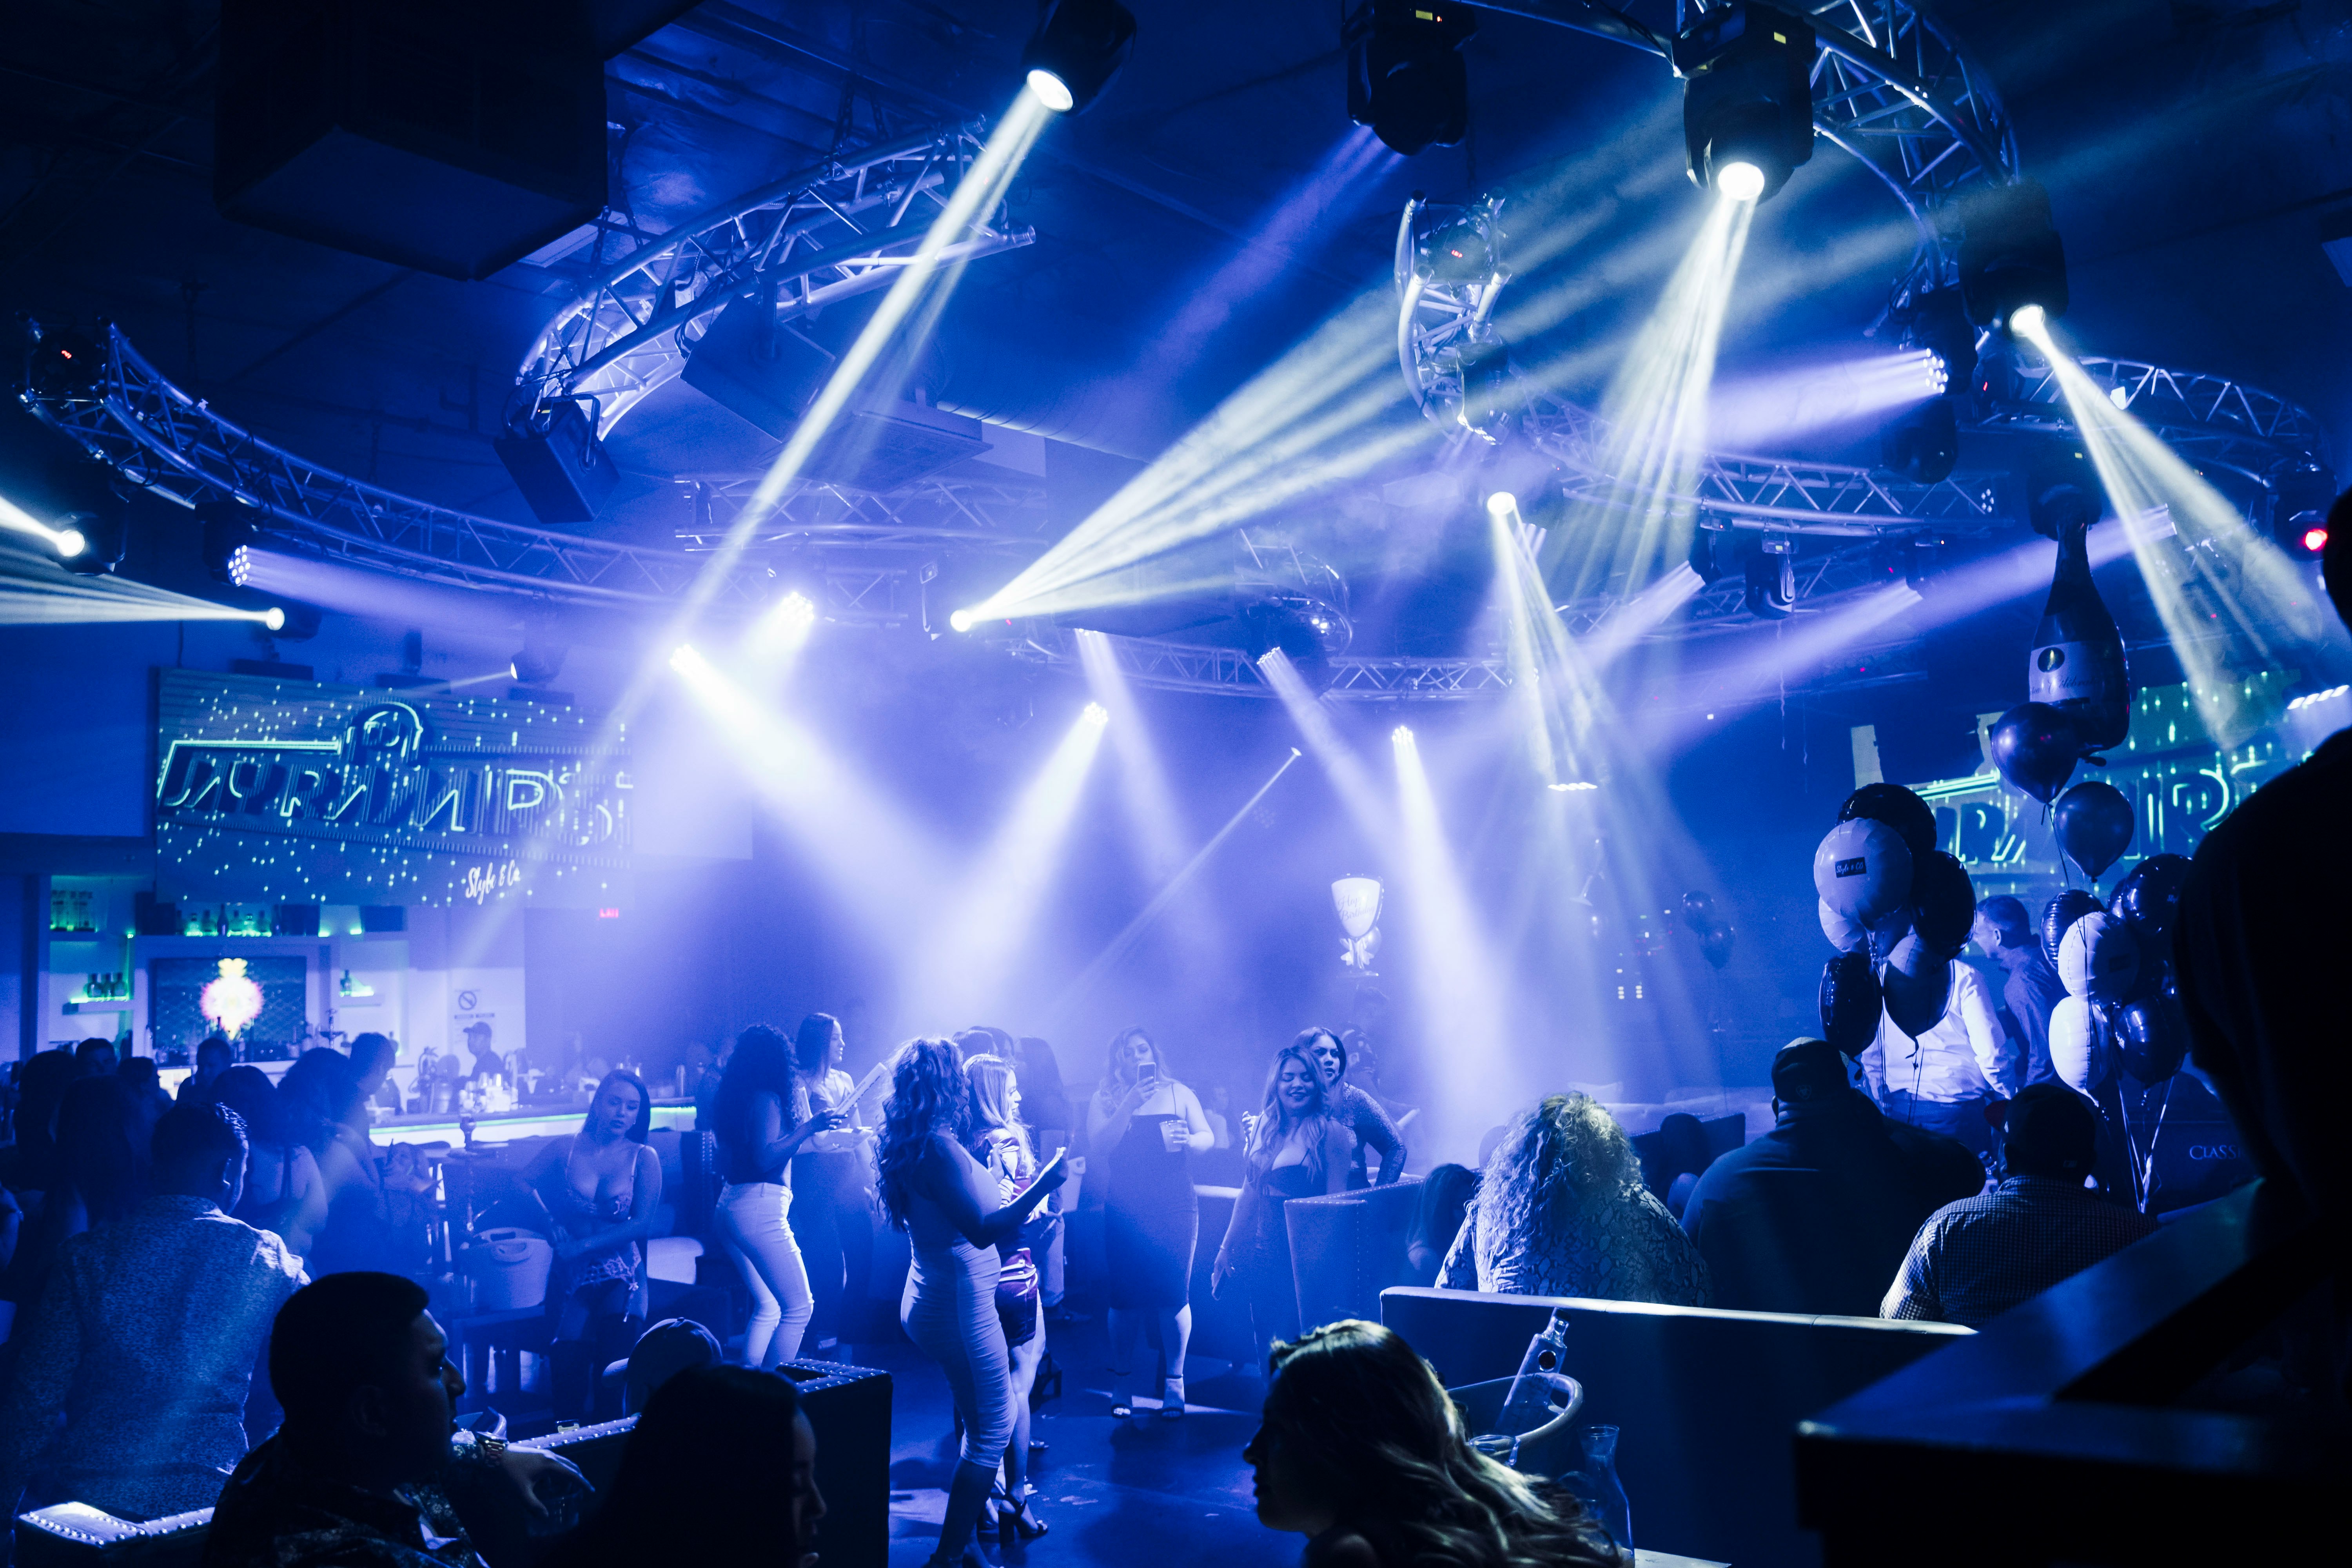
[156,670,630,909]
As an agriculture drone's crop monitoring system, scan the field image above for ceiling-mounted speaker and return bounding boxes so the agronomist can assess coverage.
[214,0,605,280]
[496,399,620,524]
[683,291,991,491]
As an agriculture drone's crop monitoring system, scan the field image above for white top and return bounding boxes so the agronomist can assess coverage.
[1861,961,2020,1103]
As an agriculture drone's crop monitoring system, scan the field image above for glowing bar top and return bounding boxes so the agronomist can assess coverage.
[366,1102,696,1148]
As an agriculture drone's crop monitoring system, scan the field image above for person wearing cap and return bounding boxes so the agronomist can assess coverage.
[1880,1082,2160,1327]
[1679,1039,1985,1316]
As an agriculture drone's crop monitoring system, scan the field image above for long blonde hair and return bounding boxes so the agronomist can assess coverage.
[1245,1039,1340,1188]
[1101,1026,1165,1096]
[964,1053,1032,1169]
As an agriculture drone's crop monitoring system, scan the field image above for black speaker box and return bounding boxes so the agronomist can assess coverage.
[781,1359,893,1568]
[684,293,991,491]
[496,399,620,524]
[215,0,605,280]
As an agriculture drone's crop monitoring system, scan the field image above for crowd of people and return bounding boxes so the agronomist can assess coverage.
[0,517,2338,1568]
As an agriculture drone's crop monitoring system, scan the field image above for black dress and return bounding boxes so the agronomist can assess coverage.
[1105,1112,1198,1310]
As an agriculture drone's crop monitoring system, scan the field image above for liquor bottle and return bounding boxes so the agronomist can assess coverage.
[1495,1308,1574,1441]
[2027,513,2131,751]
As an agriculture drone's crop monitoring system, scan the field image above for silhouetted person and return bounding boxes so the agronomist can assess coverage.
[544,1365,824,1568]
[204,1272,576,1568]
[118,1055,176,1121]
[1,1076,149,1336]
[2177,504,2352,1236]
[1405,1163,1477,1285]
[1882,1083,2159,1327]
[73,1038,118,1079]
[0,1102,305,1521]
[1974,896,2068,1087]
[350,1033,402,1117]
[1,1050,76,1196]
[1681,1039,1984,1316]
[182,1037,235,1102]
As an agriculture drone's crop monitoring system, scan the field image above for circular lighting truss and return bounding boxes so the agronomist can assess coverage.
[1973,349,2328,489]
[18,325,1046,620]
[510,122,1034,440]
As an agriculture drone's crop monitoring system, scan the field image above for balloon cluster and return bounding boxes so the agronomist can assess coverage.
[1811,783,1977,1056]
[2045,853,2194,1084]
[1681,891,1736,971]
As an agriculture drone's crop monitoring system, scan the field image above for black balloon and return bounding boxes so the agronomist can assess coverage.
[1700,920,1736,970]
[1681,890,1716,935]
[1881,939,1952,1038]
[1819,949,1881,1058]
[2116,993,2190,1082]
[1911,851,1976,956]
[2041,889,2103,968]
[2110,853,2192,942]
[1838,782,1938,860]
[1990,702,2080,804]
[2053,780,2135,880]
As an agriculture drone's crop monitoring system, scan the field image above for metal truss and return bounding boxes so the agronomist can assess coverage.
[1010,627,1514,702]
[513,123,1033,437]
[1394,196,1508,430]
[676,470,1052,552]
[18,327,1047,612]
[1521,393,2005,534]
[1976,353,2328,485]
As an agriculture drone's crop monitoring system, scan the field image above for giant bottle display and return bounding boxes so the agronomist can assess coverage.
[2026,511,2132,752]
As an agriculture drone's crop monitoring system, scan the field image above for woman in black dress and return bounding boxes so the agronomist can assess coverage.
[1212,1039,1353,1359]
[1087,1027,1214,1419]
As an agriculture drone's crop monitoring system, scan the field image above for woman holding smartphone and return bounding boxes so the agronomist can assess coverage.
[1088,1027,1214,1419]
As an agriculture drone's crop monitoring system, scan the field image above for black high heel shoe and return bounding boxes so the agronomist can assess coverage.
[995,1486,1049,1542]
[1030,1352,1063,1408]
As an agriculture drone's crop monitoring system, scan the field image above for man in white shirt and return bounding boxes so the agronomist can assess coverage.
[1860,960,2020,1181]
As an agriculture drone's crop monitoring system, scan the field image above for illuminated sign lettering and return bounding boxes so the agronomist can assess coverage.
[155,670,629,909]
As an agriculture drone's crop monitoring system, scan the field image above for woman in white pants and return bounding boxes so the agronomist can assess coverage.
[879,1039,1066,1568]
[713,1024,846,1368]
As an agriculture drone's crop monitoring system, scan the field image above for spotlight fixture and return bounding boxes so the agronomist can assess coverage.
[1456,340,1518,440]
[1688,523,1727,585]
[54,524,88,559]
[25,326,104,402]
[269,602,325,641]
[1485,491,1519,517]
[262,607,286,632]
[1021,0,1137,115]
[1083,701,1110,727]
[1392,724,1412,742]
[2297,519,2331,557]
[1741,532,1796,618]
[1346,0,1478,156]
[197,499,263,587]
[510,627,568,686]
[1957,180,2069,331]
[1897,286,1978,392]
[2272,464,2336,558]
[1673,2,1816,205]
[950,608,976,632]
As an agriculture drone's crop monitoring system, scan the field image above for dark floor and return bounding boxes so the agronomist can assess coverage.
[868,1313,1296,1568]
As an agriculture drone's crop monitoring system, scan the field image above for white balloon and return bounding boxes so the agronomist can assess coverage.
[1818,898,1866,953]
[2048,993,2102,1096]
[2059,911,2141,1004]
[1813,820,1914,926]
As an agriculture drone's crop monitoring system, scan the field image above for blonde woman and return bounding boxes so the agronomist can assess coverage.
[1212,1039,1354,1359]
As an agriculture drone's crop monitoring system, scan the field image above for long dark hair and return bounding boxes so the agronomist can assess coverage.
[278,1048,364,1155]
[1299,1025,1348,1080]
[792,1013,840,1077]
[581,1069,653,1144]
[1476,1094,1639,1249]
[878,1038,969,1232]
[713,1025,799,1154]
[1246,1039,1339,1187]
[1263,1321,1619,1568]
[207,1064,290,1147]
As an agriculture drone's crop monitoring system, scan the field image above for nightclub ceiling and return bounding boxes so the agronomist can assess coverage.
[3,0,2348,726]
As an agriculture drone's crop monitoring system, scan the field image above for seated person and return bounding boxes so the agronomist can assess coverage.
[1882,1083,2161,1327]
[0,1102,307,1523]
[1439,1093,1707,1307]
[1246,1319,1617,1568]
[543,1365,823,1568]
[1681,1038,1984,1316]
[204,1272,577,1568]
[1404,1163,1477,1285]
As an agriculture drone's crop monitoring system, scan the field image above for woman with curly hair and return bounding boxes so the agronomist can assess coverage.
[1439,1094,1707,1306]
[1245,1319,1621,1568]
[1212,1038,1355,1357]
[880,1039,1065,1568]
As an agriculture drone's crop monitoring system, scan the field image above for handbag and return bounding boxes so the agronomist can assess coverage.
[995,1244,1040,1347]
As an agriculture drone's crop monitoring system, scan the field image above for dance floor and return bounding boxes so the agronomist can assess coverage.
[870,1316,1294,1568]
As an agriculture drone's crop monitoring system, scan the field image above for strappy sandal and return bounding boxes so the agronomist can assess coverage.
[995,1485,1049,1541]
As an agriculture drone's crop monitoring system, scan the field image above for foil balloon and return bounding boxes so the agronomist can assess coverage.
[1989,702,2080,804]
[2059,911,2141,1005]
[2053,780,2135,881]
[1699,921,1736,970]
[2047,993,2100,1097]
[1813,819,1914,927]
[1819,948,1882,1057]
[1818,898,1866,953]
[2040,889,2103,969]
[1880,931,1952,1038]
[2116,993,2190,1082]
[1910,850,1977,957]
[2110,853,2192,943]
[1837,782,1938,860]
[2028,509,2133,751]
